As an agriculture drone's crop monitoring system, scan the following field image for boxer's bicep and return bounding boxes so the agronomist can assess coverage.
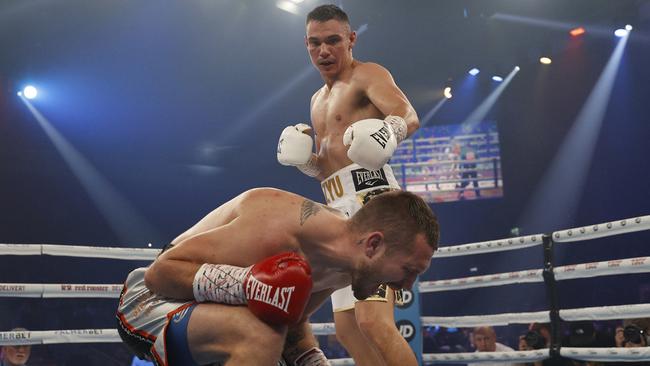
[360,64,419,136]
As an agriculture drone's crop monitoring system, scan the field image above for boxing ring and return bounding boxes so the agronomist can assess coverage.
[2,215,649,365]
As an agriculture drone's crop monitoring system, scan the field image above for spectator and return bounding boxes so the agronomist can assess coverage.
[0,328,31,366]
[468,326,516,366]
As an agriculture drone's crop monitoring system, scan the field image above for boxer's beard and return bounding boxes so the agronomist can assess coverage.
[351,261,378,300]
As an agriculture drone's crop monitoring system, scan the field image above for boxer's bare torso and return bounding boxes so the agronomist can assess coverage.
[310,61,385,178]
[165,188,352,316]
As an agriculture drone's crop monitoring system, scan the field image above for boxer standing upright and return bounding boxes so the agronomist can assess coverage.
[277,5,421,365]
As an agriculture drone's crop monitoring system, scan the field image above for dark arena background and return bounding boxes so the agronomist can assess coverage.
[1,1,649,365]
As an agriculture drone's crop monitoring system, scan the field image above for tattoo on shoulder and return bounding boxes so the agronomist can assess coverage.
[300,200,321,226]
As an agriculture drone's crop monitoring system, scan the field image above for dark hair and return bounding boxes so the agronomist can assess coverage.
[306,4,350,25]
[351,190,439,252]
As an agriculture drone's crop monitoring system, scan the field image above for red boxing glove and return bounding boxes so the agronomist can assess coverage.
[244,252,313,325]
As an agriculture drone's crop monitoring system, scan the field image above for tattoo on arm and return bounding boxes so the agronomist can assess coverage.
[300,200,321,225]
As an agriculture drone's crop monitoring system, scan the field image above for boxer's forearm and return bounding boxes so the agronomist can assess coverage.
[144,258,198,299]
[401,107,419,137]
[283,321,319,364]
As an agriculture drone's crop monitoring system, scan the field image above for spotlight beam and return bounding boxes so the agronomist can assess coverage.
[491,13,622,38]
[520,33,631,231]
[420,98,448,127]
[215,25,366,144]
[20,97,162,245]
[216,64,315,144]
[460,66,520,128]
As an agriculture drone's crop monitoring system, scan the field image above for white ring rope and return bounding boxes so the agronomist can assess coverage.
[0,329,120,345]
[432,234,545,258]
[1,215,645,261]
[0,283,123,298]
[0,324,337,346]
[420,269,543,293]
[0,243,159,260]
[422,347,650,364]
[554,256,650,281]
[422,349,549,364]
[560,303,650,322]
[422,311,550,328]
[420,255,650,293]
[5,328,649,364]
[552,215,650,243]
[7,255,645,298]
[421,303,650,328]
[560,347,650,362]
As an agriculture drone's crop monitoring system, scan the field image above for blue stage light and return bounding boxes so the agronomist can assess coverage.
[468,68,480,76]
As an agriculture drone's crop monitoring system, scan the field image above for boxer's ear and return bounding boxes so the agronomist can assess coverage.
[364,232,384,258]
[349,31,357,49]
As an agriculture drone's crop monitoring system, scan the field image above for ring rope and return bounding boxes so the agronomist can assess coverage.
[559,303,650,322]
[559,347,650,362]
[4,328,649,364]
[0,243,159,260]
[422,349,549,364]
[552,215,650,243]
[432,234,545,258]
[420,269,543,293]
[421,303,650,328]
[422,310,550,328]
[5,255,645,298]
[0,216,646,261]
[554,256,650,281]
[420,255,650,293]
[0,324,338,346]
[0,283,124,298]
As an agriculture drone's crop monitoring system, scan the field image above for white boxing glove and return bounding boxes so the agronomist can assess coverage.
[277,123,314,166]
[343,116,407,171]
[277,123,321,177]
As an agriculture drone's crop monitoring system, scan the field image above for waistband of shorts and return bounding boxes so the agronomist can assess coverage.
[319,163,400,206]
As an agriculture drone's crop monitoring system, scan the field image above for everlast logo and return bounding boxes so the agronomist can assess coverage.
[351,168,389,191]
[246,275,296,313]
[321,175,344,204]
[370,125,391,148]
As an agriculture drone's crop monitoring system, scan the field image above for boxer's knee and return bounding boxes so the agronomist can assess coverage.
[231,322,286,363]
[187,304,286,364]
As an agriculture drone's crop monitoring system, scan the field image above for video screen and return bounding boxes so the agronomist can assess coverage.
[390,121,503,203]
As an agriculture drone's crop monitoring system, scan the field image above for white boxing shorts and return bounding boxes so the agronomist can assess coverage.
[116,267,196,365]
[321,163,402,312]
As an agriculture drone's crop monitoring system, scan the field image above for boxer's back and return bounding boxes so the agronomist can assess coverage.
[165,188,349,293]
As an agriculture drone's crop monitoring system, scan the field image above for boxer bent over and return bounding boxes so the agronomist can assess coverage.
[277,4,420,365]
[116,187,439,366]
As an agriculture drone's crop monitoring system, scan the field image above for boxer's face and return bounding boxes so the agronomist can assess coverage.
[2,345,31,365]
[305,19,356,79]
[351,233,432,299]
